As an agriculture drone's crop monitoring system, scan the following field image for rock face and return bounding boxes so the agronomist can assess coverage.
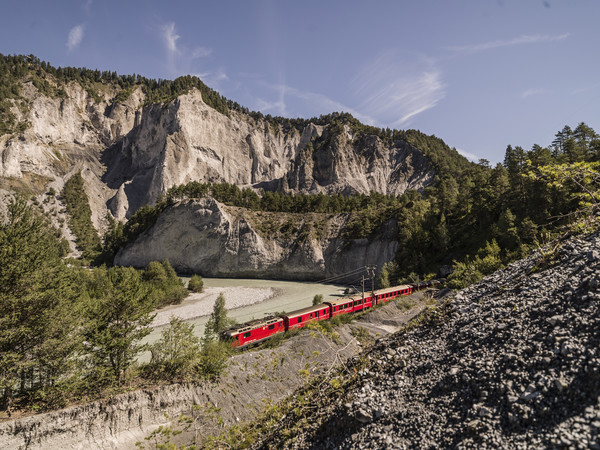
[257,232,600,448]
[1,78,433,226]
[115,198,399,281]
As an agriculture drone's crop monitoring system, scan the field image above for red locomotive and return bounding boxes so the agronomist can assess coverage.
[221,282,429,349]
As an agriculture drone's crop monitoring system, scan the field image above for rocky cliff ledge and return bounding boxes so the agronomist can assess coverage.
[115,198,398,280]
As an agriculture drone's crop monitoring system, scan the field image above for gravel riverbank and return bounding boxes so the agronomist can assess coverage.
[152,286,277,327]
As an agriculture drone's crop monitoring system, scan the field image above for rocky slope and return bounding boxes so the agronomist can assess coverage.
[254,231,600,448]
[115,197,399,280]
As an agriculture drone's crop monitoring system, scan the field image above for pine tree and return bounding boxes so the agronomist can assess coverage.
[84,267,156,384]
[204,293,234,339]
[0,196,81,410]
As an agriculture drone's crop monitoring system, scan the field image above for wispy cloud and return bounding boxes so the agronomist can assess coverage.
[521,88,546,99]
[194,70,228,88]
[447,33,569,53]
[456,148,480,161]
[572,84,599,95]
[192,47,212,58]
[159,21,213,77]
[251,80,373,123]
[82,0,93,15]
[351,53,446,127]
[66,24,85,51]
[161,22,180,54]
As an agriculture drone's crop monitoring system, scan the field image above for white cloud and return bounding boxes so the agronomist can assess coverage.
[192,47,212,58]
[194,70,229,88]
[456,148,480,161]
[572,84,599,95]
[161,22,180,54]
[448,33,569,53]
[66,24,85,51]
[521,88,546,99]
[82,0,93,15]
[351,53,446,127]
[256,81,374,123]
[159,21,214,77]
[255,97,286,115]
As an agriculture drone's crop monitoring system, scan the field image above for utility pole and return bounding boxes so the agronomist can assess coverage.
[367,265,376,293]
[361,274,365,303]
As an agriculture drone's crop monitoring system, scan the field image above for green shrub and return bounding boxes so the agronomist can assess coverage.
[196,340,231,380]
[147,316,201,380]
[188,274,204,293]
[144,260,188,308]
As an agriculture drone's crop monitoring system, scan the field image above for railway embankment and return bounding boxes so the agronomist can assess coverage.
[253,231,600,449]
[0,292,432,449]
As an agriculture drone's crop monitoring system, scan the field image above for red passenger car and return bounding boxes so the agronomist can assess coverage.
[373,284,413,304]
[325,297,355,317]
[283,304,331,330]
[221,316,284,348]
[350,293,374,312]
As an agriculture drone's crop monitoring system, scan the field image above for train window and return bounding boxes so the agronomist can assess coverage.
[310,313,313,319]
[268,324,275,330]
[243,332,251,338]
[298,317,302,323]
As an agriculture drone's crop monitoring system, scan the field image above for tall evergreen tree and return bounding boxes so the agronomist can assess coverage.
[84,267,155,384]
[0,196,80,410]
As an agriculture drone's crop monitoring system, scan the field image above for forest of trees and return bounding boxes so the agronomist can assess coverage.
[0,196,197,414]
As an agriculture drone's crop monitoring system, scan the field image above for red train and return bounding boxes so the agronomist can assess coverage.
[220,282,433,348]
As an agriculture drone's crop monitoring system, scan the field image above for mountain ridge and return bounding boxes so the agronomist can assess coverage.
[0,54,466,229]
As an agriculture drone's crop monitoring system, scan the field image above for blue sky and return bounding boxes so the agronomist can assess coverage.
[1,0,598,163]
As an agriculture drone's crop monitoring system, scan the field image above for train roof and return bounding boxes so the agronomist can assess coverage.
[222,315,283,335]
[373,284,413,296]
[325,296,355,307]
[282,303,330,319]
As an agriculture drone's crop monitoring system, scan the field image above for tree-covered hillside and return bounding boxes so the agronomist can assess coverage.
[100,121,600,291]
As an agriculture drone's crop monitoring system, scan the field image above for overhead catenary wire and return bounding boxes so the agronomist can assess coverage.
[317,266,371,284]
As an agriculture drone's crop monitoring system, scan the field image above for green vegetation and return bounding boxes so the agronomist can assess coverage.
[204,293,235,339]
[433,123,600,289]
[61,172,101,261]
[0,197,245,415]
[312,294,323,305]
[99,199,169,264]
[83,266,155,384]
[0,196,81,412]
[142,259,188,308]
[146,316,201,381]
[188,274,204,293]
[198,293,234,380]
